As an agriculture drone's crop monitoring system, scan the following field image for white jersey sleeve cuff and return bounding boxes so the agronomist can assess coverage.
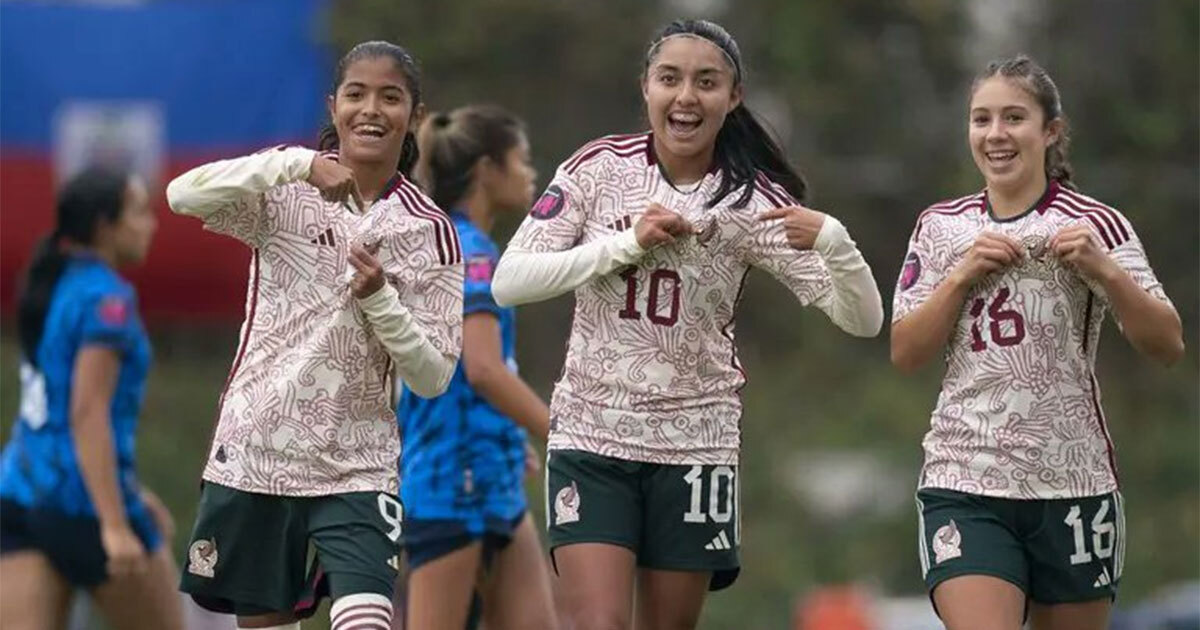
[166,147,316,219]
[356,283,455,398]
[492,229,645,306]
[814,215,884,337]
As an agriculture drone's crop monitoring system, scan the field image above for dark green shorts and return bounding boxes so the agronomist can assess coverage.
[179,482,403,616]
[916,487,1125,606]
[546,449,740,591]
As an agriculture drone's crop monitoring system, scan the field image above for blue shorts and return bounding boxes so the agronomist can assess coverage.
[0,498,161,587]
[403,511,525,571]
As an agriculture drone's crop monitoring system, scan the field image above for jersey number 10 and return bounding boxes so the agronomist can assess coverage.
[969,287,1026,351]
[619,267,682,326]
[683,465,735,524]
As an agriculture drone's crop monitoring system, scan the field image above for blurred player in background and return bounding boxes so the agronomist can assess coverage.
[0,167,183,630]
[891,55,1184,630]
[168,41,463,630]
[492,18,884,630]
[395,104,557,630]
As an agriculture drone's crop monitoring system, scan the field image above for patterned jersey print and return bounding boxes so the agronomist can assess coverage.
[507,133,837,465]
[199,164,462,497]
[893,181,1170,499]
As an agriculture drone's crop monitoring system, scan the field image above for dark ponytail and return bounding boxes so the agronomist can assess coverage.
[713,105,808,208]
[415,105,525,210]
[17,167,129,366]
[318,125,339,153]
[318,40,424,177]
[972,54,1077,191]
[645,19,808,209]
[17,237,69,367]
[398,131,420,178]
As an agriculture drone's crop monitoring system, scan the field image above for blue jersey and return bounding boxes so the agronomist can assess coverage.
[397,213,526,523]
[0,256,153,527]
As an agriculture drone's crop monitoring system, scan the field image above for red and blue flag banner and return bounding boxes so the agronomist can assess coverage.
[1,0,330,319]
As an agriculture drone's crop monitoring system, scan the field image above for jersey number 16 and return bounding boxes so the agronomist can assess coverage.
[969,287,1026,351]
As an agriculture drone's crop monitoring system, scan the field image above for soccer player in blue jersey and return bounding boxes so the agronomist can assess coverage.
[0,167,183,629]
[397,104,556,630]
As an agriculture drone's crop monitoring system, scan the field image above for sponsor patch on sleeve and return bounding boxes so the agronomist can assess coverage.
[899,251,922,291]
[530,184,566,220]
[97,295,129,326]
[465,254,495,282]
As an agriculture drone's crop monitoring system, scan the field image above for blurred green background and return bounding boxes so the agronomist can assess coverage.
[2,0,1196,628]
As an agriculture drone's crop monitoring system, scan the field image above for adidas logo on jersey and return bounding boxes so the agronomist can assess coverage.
[310,227,337,247]
[606,215,633,232]
[1093,566,1113,588]
[705,530,732,551]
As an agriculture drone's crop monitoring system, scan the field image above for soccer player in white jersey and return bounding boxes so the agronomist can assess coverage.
[167,42,464,630]
[492,19,885,630]
[891,55,1184,630]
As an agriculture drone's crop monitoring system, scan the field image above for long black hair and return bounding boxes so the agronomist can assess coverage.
[415,104,526,210]
[18,167,130,366]
[318,40,424,177]
[972,54,1076,191]
[644,19,808,209]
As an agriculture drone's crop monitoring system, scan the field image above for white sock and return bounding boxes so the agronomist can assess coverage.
[330,592,393,630]
[237,623,301,630]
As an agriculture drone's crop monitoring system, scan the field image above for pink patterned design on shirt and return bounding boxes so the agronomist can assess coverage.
[893,182,1170,499]
[507,133,835,465]
[199,176,463,496]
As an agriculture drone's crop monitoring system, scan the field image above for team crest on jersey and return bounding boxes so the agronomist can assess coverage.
[465,255,494,282]
[97,296,129,326]
[695,216,718,246]
[213,443,237,464]
[933,520,962,564]
[187,538,218,578]
[554,481,580,525]
[530,185,566,220]
[1023,235,1051,262]
[899,252,922,292]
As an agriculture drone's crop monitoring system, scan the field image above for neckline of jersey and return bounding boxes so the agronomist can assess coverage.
[378,173,402,202]
[647,131,720,195]
[447,207,475,226]
[325,150,403,214]
[985,180,1059,223]
[367,173,404,211]
[66,250,110,269]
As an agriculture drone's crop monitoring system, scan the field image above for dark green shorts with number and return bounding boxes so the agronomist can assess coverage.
[179,482,403,616]
[545,449,740,591]
[916,487,1125,606]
